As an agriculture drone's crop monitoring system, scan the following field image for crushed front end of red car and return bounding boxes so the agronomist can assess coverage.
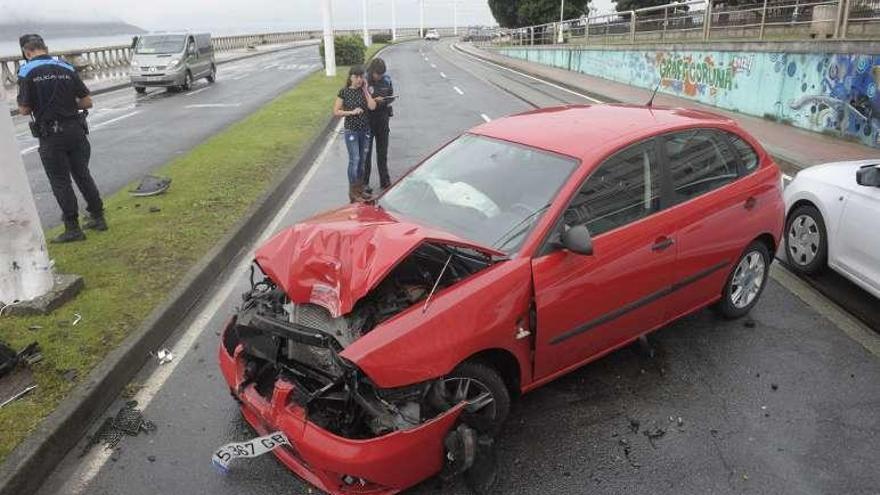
[218,206,502,494]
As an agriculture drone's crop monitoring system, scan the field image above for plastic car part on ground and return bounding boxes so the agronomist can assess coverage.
[129,175,172,197]
[80,400,155,455]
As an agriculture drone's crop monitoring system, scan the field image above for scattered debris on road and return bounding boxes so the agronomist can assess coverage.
[130,175,172,197]
[80,400,156,455]
[72,313,82,326]
[0,384,37,409]
[155,348,174,365]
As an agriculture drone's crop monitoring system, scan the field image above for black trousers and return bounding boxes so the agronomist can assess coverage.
[364,121,390,189]
[37,122,103,223]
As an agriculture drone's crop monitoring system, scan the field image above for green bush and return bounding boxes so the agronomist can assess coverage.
[372,32,393,44]
[319,35,366,66]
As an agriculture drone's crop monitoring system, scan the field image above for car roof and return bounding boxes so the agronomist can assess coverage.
[469,104,737,162]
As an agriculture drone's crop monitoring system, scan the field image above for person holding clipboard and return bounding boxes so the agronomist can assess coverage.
[364,58,395,193]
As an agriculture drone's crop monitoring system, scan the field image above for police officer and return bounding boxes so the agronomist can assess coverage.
[17,34,107,243]
[364,58,394,193]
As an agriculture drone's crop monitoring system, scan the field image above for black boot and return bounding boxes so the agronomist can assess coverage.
[52,220,86,243]
[83,213,108,231]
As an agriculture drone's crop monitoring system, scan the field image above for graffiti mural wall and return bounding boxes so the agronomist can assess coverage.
[500,47,880,148]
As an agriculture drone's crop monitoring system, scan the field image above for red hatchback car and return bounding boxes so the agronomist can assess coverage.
[219,104,784,494]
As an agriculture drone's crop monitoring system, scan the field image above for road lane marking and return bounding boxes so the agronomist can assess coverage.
[90,111,141,130]
[453,86,464,95]
[481,113,491,123]
[185,86,212,97]
[440,72,447,78]
[20,145,39,155]
[431,63,437,69]
[451,43,603,104]
[59,119,344,495]
[184,103,242,109]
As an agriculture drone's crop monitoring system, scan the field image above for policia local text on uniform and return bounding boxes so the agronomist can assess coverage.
[17,34,107,243]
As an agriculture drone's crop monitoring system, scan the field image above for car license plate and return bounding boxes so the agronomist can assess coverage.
[212,431,290,471]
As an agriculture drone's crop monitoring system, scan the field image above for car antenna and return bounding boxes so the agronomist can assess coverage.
[423,254,453,314]
[646,79,662,108]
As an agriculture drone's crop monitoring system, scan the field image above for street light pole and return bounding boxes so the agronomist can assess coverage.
[420,0,425,38]
[391,0,397,41]
[454,0,458,36]
[0,84,54,305]
[362,0,371,47]
[558,0,566,43]
[321,0,336,76]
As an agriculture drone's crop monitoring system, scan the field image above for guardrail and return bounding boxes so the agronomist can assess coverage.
[490,0,880,47]
[1,27,455,88]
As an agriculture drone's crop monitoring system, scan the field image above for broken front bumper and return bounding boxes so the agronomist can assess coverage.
[218,318,464,494]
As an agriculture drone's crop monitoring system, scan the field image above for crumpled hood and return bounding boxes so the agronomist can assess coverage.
[254,204,490,317]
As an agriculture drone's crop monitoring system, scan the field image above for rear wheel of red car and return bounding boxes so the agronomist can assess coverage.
[715,241,771,319]
[442,361,510,436]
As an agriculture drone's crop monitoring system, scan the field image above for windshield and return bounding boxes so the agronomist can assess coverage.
[379,134,578,254]
[135,35,186,54]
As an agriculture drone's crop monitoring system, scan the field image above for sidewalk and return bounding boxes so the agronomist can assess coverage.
[461,44,879,169]
[4,40,319,113]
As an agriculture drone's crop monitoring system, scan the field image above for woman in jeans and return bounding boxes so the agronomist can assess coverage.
[334,65,378,202]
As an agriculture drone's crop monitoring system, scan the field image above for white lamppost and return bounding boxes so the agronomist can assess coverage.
[362,0,371,47]
[0,84,54,306]
[420,0,425,38]
[454,0,458,36]
[322,0,336,76]
[558,0,566,43]
[391,0,397,41]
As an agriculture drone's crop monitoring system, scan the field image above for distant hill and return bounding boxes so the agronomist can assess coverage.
[0,21,146,39]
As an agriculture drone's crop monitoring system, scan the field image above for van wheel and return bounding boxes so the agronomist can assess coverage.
[206,65,216,83]
[440,361,510,436]
[785,204,827,275]
[181,71,193,91]
[135,86,146,94]
[715,241,771,319]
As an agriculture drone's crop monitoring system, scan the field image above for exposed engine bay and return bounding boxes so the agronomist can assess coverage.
[223,243,495,439]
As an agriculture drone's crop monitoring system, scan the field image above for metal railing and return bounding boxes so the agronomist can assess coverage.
[1,27,451,88]
[491,0,880,47]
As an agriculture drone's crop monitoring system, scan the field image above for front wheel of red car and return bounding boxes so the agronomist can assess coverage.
[715,241,771,319]
[442,361,510,436]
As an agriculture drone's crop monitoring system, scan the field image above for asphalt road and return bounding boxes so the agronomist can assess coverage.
[12,45,322,228]
[35,40,880,495]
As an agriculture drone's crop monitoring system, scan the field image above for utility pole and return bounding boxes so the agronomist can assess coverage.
[322,0,336,77]
[0,83,54,306]
[454,0,458,36]
[362,0,371,47]
[420,0,425,38]
[391,0,397,41]
[558,0,566,43]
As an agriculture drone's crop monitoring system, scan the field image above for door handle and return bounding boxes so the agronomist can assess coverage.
[744,196,757,210]
[651,236,674,252]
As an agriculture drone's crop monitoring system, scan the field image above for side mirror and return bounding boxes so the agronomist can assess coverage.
[856,165,880,187]
[561,224,593,255]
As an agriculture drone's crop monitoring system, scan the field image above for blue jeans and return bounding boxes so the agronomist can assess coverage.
[344,129,372,185]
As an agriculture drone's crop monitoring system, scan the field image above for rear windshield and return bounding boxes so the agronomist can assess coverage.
[136,35,186,54]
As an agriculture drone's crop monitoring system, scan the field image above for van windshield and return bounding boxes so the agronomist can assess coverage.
[136,35,186,54]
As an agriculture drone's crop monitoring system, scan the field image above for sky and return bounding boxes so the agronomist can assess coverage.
[0,0,618,33]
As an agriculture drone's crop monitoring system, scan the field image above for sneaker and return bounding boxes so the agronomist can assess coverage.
[51,228,86,243]
[83,215,108,231]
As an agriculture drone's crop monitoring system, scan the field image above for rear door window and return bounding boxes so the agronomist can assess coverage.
[727,133,760,173]
[664,130,739,202]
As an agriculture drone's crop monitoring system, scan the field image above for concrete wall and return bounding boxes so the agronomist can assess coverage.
[499,45,880,148]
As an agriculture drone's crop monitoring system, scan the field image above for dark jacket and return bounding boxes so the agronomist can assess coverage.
[369,74,394,130]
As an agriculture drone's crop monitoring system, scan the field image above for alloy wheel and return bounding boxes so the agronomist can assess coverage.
[442,377,496,417]
[730,251,766,309]
[788,214,821,266]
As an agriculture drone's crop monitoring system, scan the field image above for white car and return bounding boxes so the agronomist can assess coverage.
[424,29,440,41]
[784,160,880,298]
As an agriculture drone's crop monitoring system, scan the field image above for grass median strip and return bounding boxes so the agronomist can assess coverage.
[0,43,386,462]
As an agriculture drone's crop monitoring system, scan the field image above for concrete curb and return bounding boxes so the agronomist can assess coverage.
[0,42,392,495]
[458,43,810,172]
[6,40,319,117]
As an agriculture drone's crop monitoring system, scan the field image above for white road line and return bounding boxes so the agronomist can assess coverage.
[90,111,141,130]
[453,86,464,95]
[481,113,491,123]
[20,144,39,155]
[184,103,242,109]
[431,63,437,69]
[440,72,447,78]
[185,86,212,97]
[451,43,603,104]
[60,120,344,495]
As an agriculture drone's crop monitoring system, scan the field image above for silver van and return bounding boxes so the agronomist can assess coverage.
[129,32,216,93]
